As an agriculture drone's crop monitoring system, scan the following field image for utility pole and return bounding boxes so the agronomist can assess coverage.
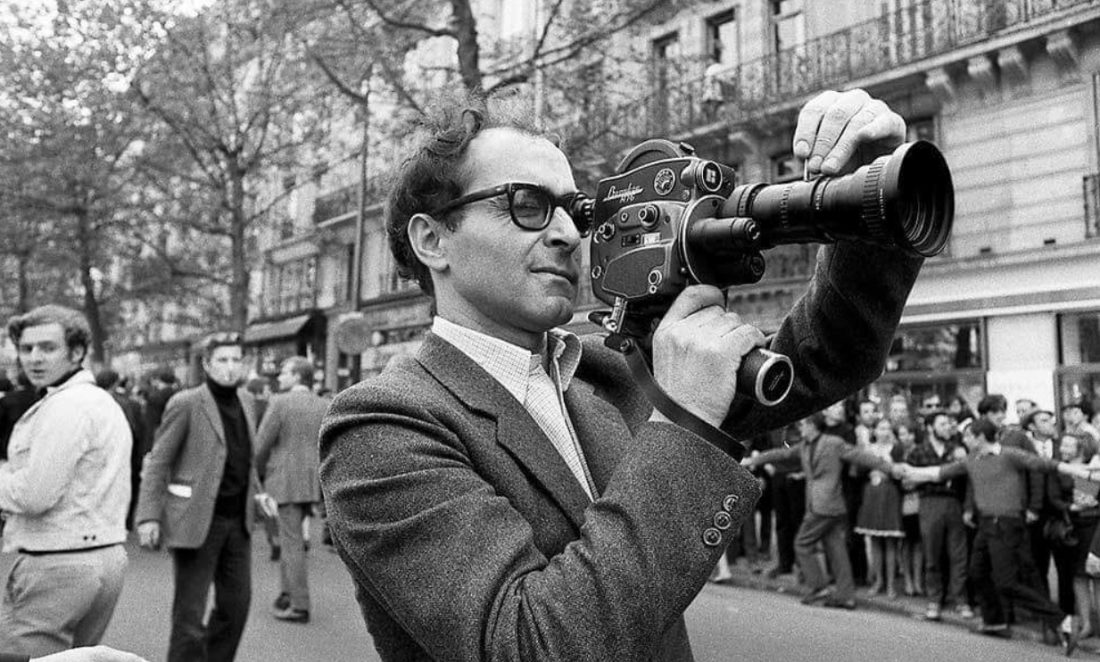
[347,67,374,383]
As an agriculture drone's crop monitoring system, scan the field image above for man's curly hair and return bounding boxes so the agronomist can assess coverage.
[385,91,560,296]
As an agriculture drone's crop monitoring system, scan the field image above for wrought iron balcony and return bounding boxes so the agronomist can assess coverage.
[311,174,388,225]
[565,0,1098,160]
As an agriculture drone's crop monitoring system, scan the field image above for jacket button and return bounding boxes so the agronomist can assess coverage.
[723,494,740,512]
[713,511,733,530]
[702,528,723,547]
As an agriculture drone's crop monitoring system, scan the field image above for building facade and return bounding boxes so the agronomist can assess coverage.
[257,0,1100,418]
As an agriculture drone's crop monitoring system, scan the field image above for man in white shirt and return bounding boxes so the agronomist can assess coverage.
[0,305,131,656]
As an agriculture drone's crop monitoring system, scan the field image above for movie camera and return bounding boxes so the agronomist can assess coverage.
[567,139,954,413]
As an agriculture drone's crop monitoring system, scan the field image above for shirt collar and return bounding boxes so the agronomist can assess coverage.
[979,442,1002,456]
[432,317,582,403]
[41,368,94,397]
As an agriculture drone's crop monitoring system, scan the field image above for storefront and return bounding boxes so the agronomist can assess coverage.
[867,318,987,412]
[243,309,326,380]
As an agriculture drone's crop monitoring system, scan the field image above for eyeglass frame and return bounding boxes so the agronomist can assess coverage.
[429,182,590,236]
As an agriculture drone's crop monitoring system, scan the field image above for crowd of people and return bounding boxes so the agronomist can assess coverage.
[0,306,330,662]
[730,390,1100,653]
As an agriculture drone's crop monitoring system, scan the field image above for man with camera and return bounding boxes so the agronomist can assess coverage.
[319,88,922,661]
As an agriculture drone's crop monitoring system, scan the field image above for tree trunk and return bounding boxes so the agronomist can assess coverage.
[16,252,30,313]
[75,207,107,365]
[450,0,483,93]
[227,163,250,334]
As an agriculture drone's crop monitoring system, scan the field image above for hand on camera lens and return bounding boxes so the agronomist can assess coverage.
[650,285,766,428]
[793,89,906,178]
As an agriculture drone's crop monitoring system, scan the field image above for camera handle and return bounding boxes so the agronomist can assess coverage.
[590,301,795,461]
[603,331,747,461]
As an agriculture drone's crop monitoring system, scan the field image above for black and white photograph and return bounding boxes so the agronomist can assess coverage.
[1,1,1100,660]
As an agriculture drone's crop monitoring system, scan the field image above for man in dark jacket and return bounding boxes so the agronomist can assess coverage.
[96,369,148,530]
[319,88,923,661]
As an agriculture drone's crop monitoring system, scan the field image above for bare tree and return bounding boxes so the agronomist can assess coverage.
[132,0,336,332]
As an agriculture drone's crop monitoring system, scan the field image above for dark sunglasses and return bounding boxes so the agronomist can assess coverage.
[431,182,590,236]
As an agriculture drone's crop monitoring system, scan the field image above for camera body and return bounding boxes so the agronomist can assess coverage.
[588,140,758,319]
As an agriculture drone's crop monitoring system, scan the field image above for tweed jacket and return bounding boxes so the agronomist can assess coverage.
[135,383,260,548]
[254,387,327,504]
[319,243,922,662]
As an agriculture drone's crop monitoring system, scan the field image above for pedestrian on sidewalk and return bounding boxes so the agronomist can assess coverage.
[907,410,971,622]
[0,305,132,656]
[745,411,903,610]
[135,331,275,662]
[761,424,806,579]
[254,356,329,624]
[1048,431,1100,641]
[854,419,906,599]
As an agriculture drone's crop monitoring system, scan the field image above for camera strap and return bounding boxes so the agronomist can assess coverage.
[611,335,747,461]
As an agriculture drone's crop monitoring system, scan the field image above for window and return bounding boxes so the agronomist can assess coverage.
[652,31,680,62]
[867,319,987,416]
[771,153,802,183]
[650,32,681,132]
[706,9,738,68]
[770,0,805,53]
[269,257,318,316]
[907,116,936,143]
[1057,311,1100,413]
[887,321,983,373]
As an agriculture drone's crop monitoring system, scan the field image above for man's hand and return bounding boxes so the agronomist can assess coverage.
[32,646,149,662]
[962,510,975,528]
[137,521,160,550]
[1087,552,1100,577]
[890,463,910,480]
[255,492,279,519]
[1025,510,1040,524]
[650,285,766,428]
[1061,463,1098,481]
[793,89,906,178]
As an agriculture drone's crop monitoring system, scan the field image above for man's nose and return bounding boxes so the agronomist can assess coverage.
[544,206,581,250]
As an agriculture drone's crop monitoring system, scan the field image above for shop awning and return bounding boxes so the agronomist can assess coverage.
[243,313,312,344]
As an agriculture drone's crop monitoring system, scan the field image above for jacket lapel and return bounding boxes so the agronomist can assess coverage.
[417,333,589,530]
[200,385,226,445]
[238,389,257,438]
[565,380,628,496]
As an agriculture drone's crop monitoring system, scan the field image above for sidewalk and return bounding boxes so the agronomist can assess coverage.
[718,558,1100,656]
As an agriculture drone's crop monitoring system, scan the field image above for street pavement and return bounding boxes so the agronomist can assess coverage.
[0,536,1081,661]
[688,582,1073,661]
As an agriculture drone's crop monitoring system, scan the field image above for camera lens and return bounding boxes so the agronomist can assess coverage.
[721,140,954,258]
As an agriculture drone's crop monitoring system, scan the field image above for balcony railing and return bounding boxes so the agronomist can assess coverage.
[563,0,1098,160]
[312,174,388,225]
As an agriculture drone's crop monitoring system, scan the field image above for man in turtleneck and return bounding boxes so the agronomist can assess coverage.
[0,305,132,656]
[136,332,271,662]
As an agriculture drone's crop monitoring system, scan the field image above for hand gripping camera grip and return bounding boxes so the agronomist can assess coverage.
[737,348,794,407]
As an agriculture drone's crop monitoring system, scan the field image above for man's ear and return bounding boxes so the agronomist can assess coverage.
[69,345,87,367]
[407,213,449,273]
